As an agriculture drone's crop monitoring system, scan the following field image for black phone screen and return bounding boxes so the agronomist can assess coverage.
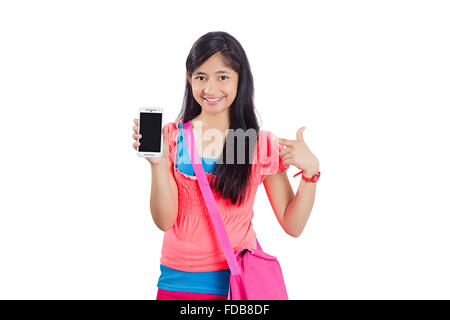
[138,112,162,153]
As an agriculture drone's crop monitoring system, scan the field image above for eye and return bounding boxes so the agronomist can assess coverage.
[195,76,205,81]
[219,76,228,80]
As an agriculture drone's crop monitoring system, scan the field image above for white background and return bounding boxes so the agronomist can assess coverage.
[1,0,449,299]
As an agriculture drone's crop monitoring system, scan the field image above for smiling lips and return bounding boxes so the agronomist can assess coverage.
[203,96,224,105]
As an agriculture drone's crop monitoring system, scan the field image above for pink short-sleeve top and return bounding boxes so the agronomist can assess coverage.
[160,118,289,272]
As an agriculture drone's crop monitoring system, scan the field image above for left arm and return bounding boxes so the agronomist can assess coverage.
[263,168,318,238]
[263,126,320,238]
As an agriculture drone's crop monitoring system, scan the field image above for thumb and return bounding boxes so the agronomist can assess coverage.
[296,126,306,141]
[163,125,169,143]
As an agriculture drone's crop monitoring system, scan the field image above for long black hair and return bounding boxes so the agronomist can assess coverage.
[177,31,260,206]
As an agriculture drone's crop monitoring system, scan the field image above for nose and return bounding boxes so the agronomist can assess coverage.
[204,79,219,95]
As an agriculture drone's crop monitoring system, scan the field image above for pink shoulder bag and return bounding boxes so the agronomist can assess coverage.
[183,120,289,300]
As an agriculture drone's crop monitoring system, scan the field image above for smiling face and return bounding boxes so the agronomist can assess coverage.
[188,52,239,118]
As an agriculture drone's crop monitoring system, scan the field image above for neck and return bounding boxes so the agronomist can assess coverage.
[192,110,230,131]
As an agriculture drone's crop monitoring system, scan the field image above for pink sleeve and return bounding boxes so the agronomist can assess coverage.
[255,130,290,184]
[163,121,179,166]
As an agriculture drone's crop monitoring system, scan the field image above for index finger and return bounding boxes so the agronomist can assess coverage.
[134,118,138,125]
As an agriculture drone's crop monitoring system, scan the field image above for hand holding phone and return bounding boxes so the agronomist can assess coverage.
[132,107,169,166]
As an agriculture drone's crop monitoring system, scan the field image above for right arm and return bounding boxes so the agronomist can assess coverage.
[149,161,178,232]
[133,119,178,232]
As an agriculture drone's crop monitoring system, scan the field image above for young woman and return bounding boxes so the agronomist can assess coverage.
[132,31,320,300]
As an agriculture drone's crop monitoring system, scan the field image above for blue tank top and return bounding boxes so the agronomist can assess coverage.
[157,122,230,295]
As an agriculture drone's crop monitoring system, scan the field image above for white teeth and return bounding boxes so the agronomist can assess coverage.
[205,97,222,102]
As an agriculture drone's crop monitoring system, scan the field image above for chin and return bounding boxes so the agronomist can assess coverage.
[204,105,230,114]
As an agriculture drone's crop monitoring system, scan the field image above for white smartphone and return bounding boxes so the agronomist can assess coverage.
[137,107,164,158]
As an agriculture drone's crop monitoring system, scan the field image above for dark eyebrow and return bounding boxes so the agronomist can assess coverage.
[193,70,230,76]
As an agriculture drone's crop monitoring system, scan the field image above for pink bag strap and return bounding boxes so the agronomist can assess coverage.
[183,120,263,258]
[183,120,241,275]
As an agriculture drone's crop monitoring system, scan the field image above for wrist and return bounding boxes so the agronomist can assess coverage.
[302,171,317,178]
[302,167,320,178]
[301,158,319,177]
[150,160,169,169]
